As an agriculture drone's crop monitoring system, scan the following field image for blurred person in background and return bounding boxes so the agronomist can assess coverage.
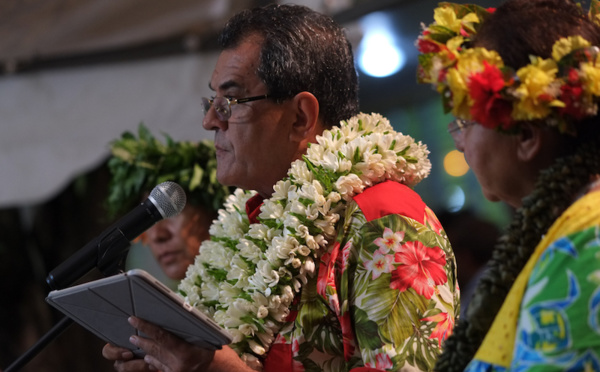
[105,124,231,282]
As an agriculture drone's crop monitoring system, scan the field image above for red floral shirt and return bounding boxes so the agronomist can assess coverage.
[249,181,459,372]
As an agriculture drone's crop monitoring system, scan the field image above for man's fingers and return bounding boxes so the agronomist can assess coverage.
[113,359,152,372]
[129,317,171,342]
[103,343,134,361]
[143,353,168,372]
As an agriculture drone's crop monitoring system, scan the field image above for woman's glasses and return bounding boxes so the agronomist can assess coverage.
[447,119,476,141]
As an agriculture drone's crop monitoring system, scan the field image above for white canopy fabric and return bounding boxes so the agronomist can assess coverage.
[0,0,253,208]
[0,52,219,207]
[0,0,352,208]
[0,0,249,66]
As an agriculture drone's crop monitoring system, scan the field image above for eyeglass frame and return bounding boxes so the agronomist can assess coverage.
[447,118,476,141]
[201,94,270,121]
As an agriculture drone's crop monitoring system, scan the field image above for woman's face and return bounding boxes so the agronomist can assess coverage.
[143,204,213,280]
[451,122,525,208]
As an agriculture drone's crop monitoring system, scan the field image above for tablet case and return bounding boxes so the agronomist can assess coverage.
[45,269,232,357]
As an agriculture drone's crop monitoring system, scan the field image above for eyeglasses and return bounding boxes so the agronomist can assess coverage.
[201,94,270,121]
[447,119,476,140]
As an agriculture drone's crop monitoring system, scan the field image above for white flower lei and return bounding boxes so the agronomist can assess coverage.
[178,112,432,360]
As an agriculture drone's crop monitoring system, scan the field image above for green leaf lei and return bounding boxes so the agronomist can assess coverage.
[106,123,231,218]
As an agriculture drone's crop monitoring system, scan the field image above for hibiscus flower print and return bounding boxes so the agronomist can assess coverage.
[390,240,447,299]
[365,352,393,370]
[364,250,395,280]
[373,227,405,254]
[424,207,444,234]
[421,311,455,347]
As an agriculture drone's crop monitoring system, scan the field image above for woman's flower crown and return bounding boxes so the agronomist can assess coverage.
[416,1,600,134]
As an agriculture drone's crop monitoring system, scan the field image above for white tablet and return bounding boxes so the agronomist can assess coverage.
[46,269,231,357]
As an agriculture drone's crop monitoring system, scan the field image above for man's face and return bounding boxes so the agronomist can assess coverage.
[202,36,301,196]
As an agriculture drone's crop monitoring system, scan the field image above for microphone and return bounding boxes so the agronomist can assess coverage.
[46,181,186,290]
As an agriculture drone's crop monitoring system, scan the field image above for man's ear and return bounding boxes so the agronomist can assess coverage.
[289,91,320,143]
[516,122,545,162]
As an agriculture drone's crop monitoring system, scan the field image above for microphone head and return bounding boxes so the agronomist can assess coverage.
[149,181,186,218]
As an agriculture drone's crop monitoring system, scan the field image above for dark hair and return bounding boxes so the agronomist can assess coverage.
[218,4,359,128]
[474,0,600,68]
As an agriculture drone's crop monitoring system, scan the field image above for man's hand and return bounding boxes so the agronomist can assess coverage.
[102,316,215,372]
[102,316,256,372]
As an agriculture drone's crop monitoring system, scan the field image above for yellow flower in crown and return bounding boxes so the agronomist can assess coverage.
[552,36,592,61]
[433,5,480,34]
[513,57,563,120]
[580,53,600,96]
[446,48,504,118]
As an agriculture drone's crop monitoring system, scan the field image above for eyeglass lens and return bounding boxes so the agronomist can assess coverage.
[448,119,475,134]
[201,95,269,121]
[202,97,231,121]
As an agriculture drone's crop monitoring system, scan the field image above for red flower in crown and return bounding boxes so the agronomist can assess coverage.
[468,61,513,130]
[417,36,442,54]
[559,69,586,120]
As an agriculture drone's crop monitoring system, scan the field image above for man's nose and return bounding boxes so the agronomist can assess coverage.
[202,106,227,131]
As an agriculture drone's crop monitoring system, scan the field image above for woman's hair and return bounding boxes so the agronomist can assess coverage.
[474,0,600,68]
[218,4,360,128]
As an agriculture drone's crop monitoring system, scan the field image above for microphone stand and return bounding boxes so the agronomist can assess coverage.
[4,238,131,372]
[5,317,74,372]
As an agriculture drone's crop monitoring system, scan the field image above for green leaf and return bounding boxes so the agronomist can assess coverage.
[353,307,384,350]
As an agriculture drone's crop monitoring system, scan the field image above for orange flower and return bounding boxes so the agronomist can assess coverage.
[421,311,455,347]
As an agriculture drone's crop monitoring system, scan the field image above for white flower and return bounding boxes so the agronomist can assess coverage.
[302,257,315,275]
[271,179,294,201]
[257,305,269,319]
[239,323,259,337]
[237,239,263,263]
[335,173,365,198]
[247,224,276,241]
[283,213,301,231]
[289,199,306,216]
[288,160,312,183]
[248,340,266,355]
[259,199,285,220]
